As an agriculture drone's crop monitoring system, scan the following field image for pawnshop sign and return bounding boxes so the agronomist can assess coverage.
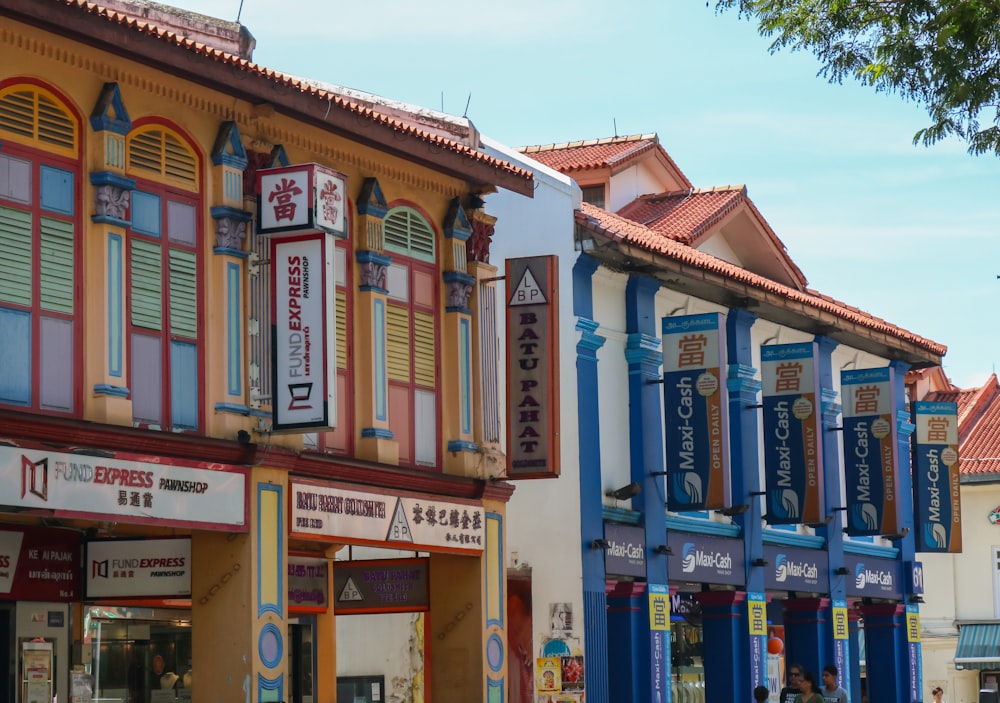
[662,313,729,511]
[270,233,337,431]
[85,538,191,599]
[761,343,825,525]
[257,163,348,238]
[505,256,560,478]
[912,401,961,552]
[841,367,900,537]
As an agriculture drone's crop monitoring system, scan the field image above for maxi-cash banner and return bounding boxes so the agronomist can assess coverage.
[841,367,900,536]
[912,401,962,552]
[662,313,730,511]
[761,343,824,525]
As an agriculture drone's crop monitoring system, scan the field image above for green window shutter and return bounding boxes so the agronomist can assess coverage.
[384,208,435,263]
[40,216,74,314]
[386,303,410,382]
[0,206,31,306]
[131,239,162,330]
[413,311,435,387]
[169,248,197,338]
[335,288,347,370]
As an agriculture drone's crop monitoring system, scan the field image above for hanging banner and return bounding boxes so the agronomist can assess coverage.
[661,313,730,511]
[257,163,348,238]
[270,232,338,432]
[912,401,962,552]
[649,583,672,703]
[760,343,824,525]
[841,367,901,536]
[505,255,560,479]
[748,592,767,688]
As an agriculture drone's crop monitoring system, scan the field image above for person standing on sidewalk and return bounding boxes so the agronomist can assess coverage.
[821,665,847,703]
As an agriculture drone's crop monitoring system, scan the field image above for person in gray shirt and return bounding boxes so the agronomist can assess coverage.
[821,665,848,703]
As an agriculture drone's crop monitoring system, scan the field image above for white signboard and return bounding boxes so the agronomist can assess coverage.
[1,446,247,529]
[290,480,485,554]
[271,233,338,431]
[86,538,191,598]
[257,163,348,237]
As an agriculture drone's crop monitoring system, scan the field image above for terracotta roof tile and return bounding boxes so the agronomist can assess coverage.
[52,1,533,187]
[618,186,748,244]
[927,375,1000,476]
[575,202,945,357]
[517,133,692,188]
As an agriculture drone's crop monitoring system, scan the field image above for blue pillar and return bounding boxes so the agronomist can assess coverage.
[623,275,666,703]
[574,254,609,703]
[784,597,831,680]
[697,591,748,703]
[848,610,863,703]
[607,583,648,703]
[861,603,907,703]
[891,358,922,703]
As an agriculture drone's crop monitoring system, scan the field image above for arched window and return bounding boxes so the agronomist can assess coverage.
[384,206,438,467]
[125,122,202,430]
[0,81,80,414]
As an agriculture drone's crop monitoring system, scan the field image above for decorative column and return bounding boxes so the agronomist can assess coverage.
[783,597,831,681]
[353,178,398,464]
[88,82,134,423]
[209,121,254,439]
[440,198,479,475]
[574,254,609,703]
[697,591,749,703]
[848,607,864,703]
[607,582,648,703]
[860,603,907,703]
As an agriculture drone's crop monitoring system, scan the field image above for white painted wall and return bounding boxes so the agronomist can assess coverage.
[608,162,678,212]
[482,137,588,660]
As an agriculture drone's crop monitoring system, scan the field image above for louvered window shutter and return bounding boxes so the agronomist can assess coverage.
[131,239,163,330]
[386,303,411,382]
[169,248,197,338]
[413,311,435,388]
[0,206,32,306]
[40,217,74,314]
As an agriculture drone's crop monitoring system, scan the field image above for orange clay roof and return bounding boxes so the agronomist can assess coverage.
[518,134,692,188]
[926,375,1000,476]
[20,0,533,192]
[576,202,946,357]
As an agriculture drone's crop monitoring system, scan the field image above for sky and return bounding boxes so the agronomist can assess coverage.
[179,0,1000,389]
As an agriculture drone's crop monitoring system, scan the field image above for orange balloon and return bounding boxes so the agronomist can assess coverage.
[767,637,783,655]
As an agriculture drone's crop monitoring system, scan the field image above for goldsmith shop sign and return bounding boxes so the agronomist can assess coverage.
[505,256,560,479]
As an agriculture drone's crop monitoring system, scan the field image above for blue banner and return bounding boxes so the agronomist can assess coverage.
[832,599,851,699]
[649,584,672,703]
[841,367,900,536]
[748,592,767,686]
[760,343,824,524]
[667,534,745,586]
[662,313,730,511]
[763,545,829,592]
[912,401,962,552]
[845,554,903,599]
[906,605,922,703]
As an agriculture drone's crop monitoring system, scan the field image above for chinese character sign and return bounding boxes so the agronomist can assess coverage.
[912,401,962,552]
[661,313,730,511]
[841,367,900,537]
[257,163,349,238]
[760,343,825,525]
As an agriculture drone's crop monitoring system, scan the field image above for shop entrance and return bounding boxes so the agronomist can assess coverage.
[287,619,315,703]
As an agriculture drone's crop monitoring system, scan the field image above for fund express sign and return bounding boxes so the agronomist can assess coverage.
[662,313,729,511]
[841,367,900,537]
[912,401,961,552]
[761,343,824,525]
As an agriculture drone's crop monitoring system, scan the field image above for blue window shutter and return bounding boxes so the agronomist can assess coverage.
[40,216,74,314]
[39,165,74,215]
[0,206,32,306]
[0,306,31,405]
[131,191,161,237]
[40,316,73,412]
[171,340,198,430]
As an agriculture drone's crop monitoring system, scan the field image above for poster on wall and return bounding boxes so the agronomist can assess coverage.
[912,401,962,552]
[760,342,825,525]
[661,313,730,511]
[841,367,901,536]
[536,657,561,692]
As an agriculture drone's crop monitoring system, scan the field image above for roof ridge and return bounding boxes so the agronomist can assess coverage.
[517,132,658,153]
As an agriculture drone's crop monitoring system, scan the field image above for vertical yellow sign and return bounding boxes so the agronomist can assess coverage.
[748,598,766,636]
[832,605,848,640]
[906,610,921,643]
[649,587,671,631]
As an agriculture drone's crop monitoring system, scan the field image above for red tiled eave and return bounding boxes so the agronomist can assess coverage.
[3,0,533,195]
[576,202,945,357]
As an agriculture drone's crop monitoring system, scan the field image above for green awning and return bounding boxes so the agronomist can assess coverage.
[956,624,1000,670]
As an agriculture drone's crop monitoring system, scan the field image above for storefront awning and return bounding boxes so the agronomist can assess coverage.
[956,624,1000,670]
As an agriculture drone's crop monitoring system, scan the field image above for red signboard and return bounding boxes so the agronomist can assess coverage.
[505,256,560,478]
[0,525,81,602]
